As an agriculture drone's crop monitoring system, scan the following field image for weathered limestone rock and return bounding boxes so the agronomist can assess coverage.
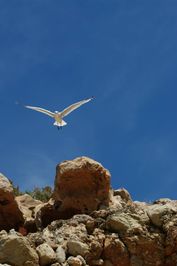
[147,203,176,227]
[67,256,83,266]
[53,157,111,218]
[16,193,42,211]
[0,230,39,266]
[0,173,24,231]
[41,216,105,264]
[106,213,143,234]
[113,188,132,202]
[67,240,90,257]
[56,246,66,263]
[36,243,56,266]
[16,194,42,232]
[42,217,88,250]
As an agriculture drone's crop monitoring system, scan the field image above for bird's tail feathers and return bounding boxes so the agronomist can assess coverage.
[54,120,67,127]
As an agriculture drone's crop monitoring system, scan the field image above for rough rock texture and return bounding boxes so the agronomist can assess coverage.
[0,230,39,266]
[1,157,177,266]
[36,243,56,265]
[67,256,84,266]
[24,198,177,266]
[113,188,132,202]
[0,173,24,231]
[53,157,111,218]
[16,194,42,232]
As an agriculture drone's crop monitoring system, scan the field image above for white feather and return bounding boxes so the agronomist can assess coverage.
[61,97,93,117]
[25,106,54,117]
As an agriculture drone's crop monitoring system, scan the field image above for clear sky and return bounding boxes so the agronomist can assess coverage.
[0,1,177,201]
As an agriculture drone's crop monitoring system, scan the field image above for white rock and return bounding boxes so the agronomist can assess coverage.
[147,205,171,227]
[56,246,66,263]
[36,243,56,266]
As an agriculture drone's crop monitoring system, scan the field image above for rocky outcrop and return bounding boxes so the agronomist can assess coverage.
[1,157,177,265]
[22,197,176,265]
[0,174,24,231]
[34,157,111,229]
[53,157,111,218]
[27,199,177,265]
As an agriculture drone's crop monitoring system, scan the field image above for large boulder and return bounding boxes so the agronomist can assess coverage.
[53,157,111,218]
[0,230,39,266]
[0,173,24,231]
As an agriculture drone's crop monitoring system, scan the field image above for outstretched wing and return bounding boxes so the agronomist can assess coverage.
[25,105,54,118]
[61,97,94,118]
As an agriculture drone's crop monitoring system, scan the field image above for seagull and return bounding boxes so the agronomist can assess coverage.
[25,97,94,130]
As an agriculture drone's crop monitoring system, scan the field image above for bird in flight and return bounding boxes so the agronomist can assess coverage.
[25,97,94,130]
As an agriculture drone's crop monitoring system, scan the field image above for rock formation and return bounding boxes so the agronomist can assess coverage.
[16,194,42,232]
[0,157,177,265]
[53,157,111,217]
[0,174,24,231]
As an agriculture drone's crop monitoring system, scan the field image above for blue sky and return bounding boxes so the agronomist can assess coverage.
[0,1,177,201]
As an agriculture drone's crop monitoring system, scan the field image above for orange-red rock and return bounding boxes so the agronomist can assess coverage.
[53,157,111,218]
[0,173,24,231]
